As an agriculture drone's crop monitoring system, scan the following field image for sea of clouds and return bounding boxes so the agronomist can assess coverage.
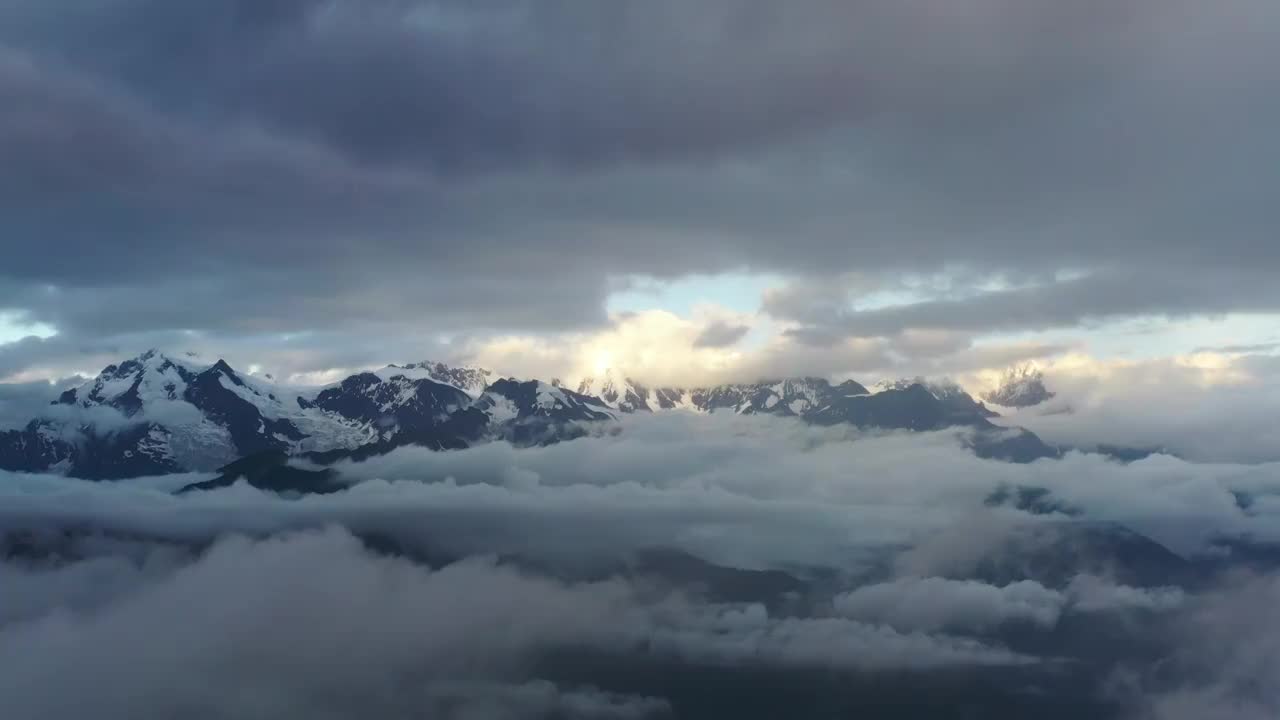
[4,412,1280,718]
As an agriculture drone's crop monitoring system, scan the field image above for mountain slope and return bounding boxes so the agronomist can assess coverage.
[1,351,1063,479]
[309,370,472,441]
[576,372,656,412]
[476,379,615,422]
[2,351,374,476]
[810,383,1057,462]
[693,377,871,416]
[383,361,493,397]
[177,450,342,495]
[875,378,1000,419]
[0,418,182,479]
[810,383,966,431]
[576,370,870,416]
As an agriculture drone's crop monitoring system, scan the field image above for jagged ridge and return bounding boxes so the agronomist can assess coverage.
[2,351,1060,480]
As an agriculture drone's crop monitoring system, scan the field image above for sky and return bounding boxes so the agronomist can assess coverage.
[2,0,1279,399]
[7,7,1280,713]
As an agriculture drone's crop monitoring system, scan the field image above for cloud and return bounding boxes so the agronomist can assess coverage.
[0,525,1032,719]
[641,601,1031,671]
[992,353,1280,463]
[691,320,750,349]
[0,377,75,429]
[1,0,1279,377]
[4,409,1280,715]
[832,574,1183,635]
[466,310,761,387]
[1128,571,1280,720]
[0,526,669,719]
[6,409,1280,569]
[415,682,672,720]
[0,536,192,626]
[834,577,1065,632]
[1064,574,1184,614]
[1192,342,1280,355]
[772,270,1280,344]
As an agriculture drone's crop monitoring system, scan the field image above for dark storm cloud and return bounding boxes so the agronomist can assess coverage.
[770,269,1280,342]
[0,0,984,170]
[691,320,749,349]
[2,0,1279,374]
[0,376,76,430]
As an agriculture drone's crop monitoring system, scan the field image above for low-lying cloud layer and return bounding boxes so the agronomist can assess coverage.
[4,412,1280,717]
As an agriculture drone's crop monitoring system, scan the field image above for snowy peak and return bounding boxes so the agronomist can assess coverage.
[25,352,374,475]
[3,351,1059,480]
[476,379,617,424]
[575,370,697,413]
[576,370,654,412]
[811,382,964,431]
[983,365,1056,408]
[56,349,205,417]
[875,377,945,395]
[0,417,182,480]
[803,381,1055,461]
[575,373,871,416]
[178,359,312,459]
[311,370,471,439]
[383,361,492,397]
[874,377,999,419]
[684,376,869,416]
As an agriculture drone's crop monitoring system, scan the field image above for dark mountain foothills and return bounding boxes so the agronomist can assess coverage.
[176,450,341,496]
[1,350,1150,483]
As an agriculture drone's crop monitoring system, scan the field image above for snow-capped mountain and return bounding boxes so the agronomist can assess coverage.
[688,377,870,415]
[982,365,1056,408]
[875,377,1001,420]
[575,369,869,416]
[475,379,616,424]
[808,384,962,427]
[0,417,182,479]
[55,349,192,416]
[0,350,1060,480]
[0,420,71,474]
[384,361,493,397]
[60,351,377,457]
[569,371,1051,459]
[470,379,618,446]
[308,370,472,441]
[810,383,1055,462]
[575,371,657,413]
[1,350,374,477]
[811,383,986,431]
[0,352,628,478]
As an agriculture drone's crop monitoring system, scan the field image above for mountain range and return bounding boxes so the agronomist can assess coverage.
[1,350,1057,481]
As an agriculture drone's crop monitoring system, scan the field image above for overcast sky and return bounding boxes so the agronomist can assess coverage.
[2,0,1279,394]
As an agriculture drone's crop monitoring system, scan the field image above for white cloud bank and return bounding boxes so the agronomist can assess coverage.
[0,526,1029,720]
[5,411,1280,566]
[4,410,1280,717]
